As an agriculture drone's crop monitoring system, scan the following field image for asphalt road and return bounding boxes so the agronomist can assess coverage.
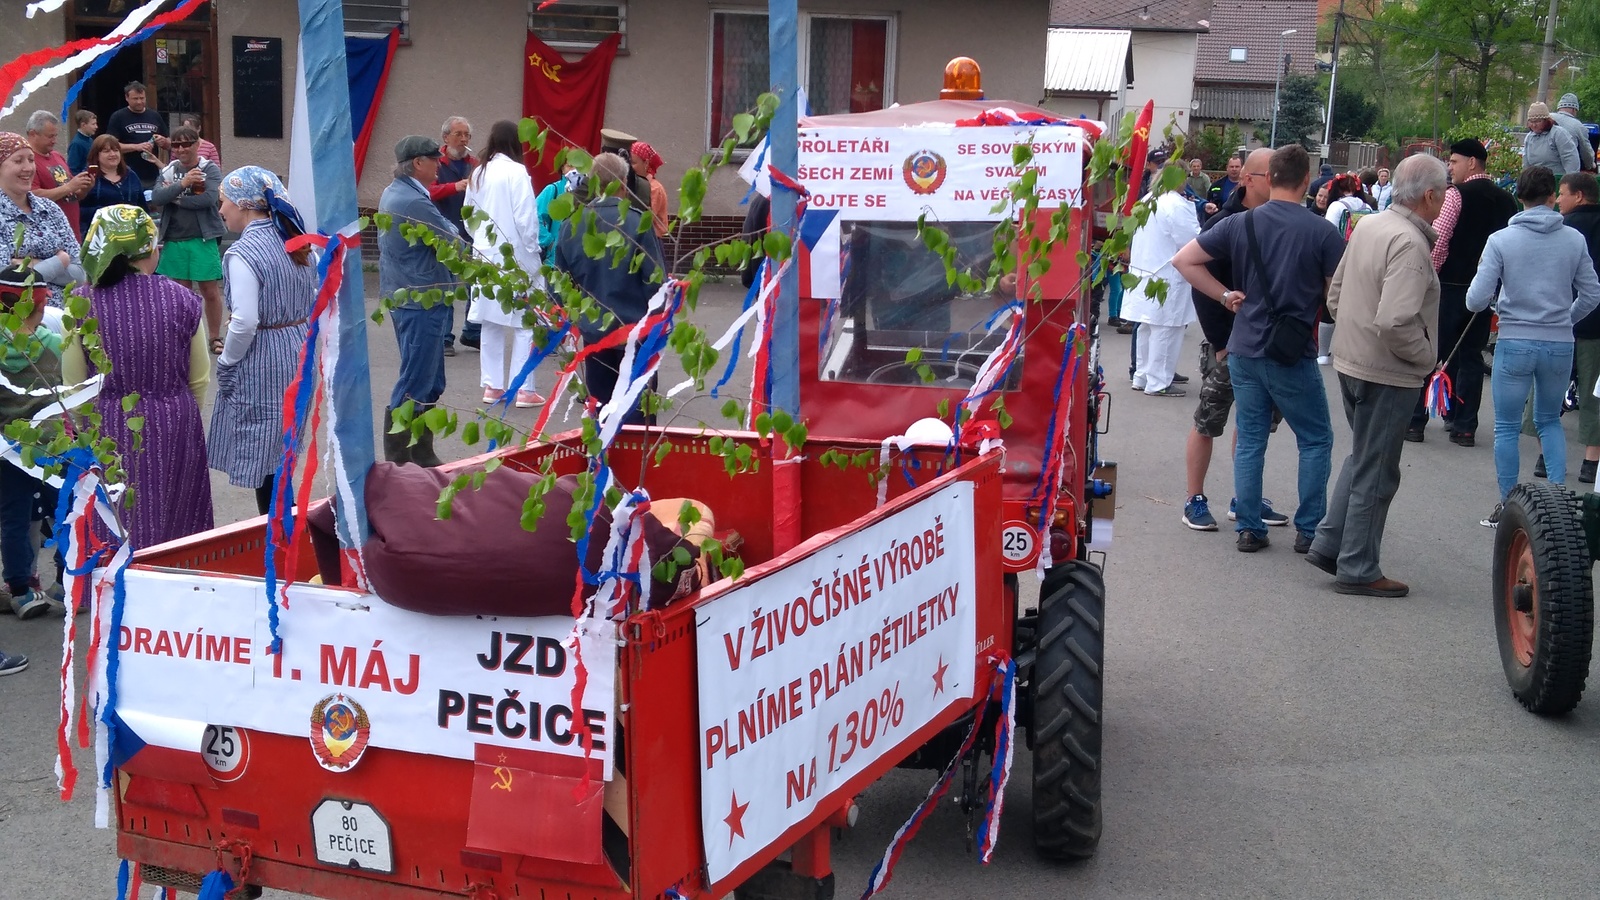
[4,285,1600,900]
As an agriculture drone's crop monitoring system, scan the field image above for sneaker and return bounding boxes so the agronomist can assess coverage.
[1449,431,1475,448]
[443,343,457,358]
[1582,460,1597,485]
[1130,380,1146,392]
[1145,386,1186,397]
[1293,532,1315,554]
[1481,503,1503,528]
[10,589,47,620]
[1534,455,1548,479]
[1405,426,1425,443]
[1171,373,1190,384]
[1237,531,1270,553]
[0,650,26,676]
[1334,577,1410,598]
[1228,498,1290,526]
[1305,549,1338,576]
[482,387,507,405]
[1182,494,1218,531]
[514,390,546,409]
[1317,355,1331,366]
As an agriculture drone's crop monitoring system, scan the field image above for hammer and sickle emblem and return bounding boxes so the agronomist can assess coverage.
[492,766,514,791]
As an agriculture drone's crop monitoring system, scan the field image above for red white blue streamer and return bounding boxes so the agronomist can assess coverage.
[976,655,1017,863]
[60,0,210,120]
[1,0,211,119]
[262,230,356,654]
[590,489,653,620]
[956,300,1025,434]
[861,660,1002,898]
[1032,322,1089,573]
[1424,369,1453,419]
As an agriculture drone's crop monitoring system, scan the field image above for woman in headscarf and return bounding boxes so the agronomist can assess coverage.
[0,132,85,309]
[630,140,670,238]
[465,120,543,408]
[210,166,316,514]
[65,205,213,546]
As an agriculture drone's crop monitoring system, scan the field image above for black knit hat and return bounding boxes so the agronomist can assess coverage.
[1449,138,1488,161]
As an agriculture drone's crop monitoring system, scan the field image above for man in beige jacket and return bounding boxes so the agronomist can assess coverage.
[1305,154,1450,597]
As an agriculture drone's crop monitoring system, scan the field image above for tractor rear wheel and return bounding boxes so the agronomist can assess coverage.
[1029,560,1104,860]
[1493,481,1594,715]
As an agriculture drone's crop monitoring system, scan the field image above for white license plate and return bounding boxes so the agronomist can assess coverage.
[310,799,394,874]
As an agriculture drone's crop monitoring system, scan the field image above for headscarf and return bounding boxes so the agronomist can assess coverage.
[630,140,663,176]
[81,204,157,285]
[221,165,307,244]
[0,132,25,167]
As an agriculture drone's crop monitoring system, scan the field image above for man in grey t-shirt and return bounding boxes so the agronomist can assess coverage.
[1174,144,1345,552]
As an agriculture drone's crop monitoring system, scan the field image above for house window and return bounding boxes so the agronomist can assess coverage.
[529,1,627,51]
[345,0,408,40]
[709,10,894,148]
[1228,47,1247,62]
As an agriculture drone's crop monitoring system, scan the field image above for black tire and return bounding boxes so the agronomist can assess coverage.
[1030,560,1105,860]
[1493,481,1594,715]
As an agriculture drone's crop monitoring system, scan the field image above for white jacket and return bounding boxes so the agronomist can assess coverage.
[1121,190,1199,328]
[464,153,543,327]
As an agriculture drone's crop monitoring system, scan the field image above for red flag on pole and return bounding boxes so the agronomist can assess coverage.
[1120,99,1155,216]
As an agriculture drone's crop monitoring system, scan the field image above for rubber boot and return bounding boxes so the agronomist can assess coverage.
[409,406,444,468]
[382,407,412,465]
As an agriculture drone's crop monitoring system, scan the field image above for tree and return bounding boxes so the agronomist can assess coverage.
[1332,81,1380,140]
[1378,0,1541,117]
[1274,74,1324,150]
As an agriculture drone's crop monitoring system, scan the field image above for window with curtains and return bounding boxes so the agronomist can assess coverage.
[708,10,894,149]
[528,1,627,51]
[345,0,408,40]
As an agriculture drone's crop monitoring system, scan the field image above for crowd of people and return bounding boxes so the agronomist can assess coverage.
[1117,101,1600,600]
[0,86,675,675]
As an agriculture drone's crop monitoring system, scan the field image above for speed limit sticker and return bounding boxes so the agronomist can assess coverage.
[1000,520,1040,568]
[201,724,250,782]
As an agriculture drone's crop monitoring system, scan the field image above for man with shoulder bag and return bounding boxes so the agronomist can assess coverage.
[1174,144,1345,554]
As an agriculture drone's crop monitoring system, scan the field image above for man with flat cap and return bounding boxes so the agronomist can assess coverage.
[377,134,462,467]
[1553,93,1596,173]
[1407,137,1519,445]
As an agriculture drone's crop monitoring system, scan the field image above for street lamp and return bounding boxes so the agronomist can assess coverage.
[1270,28,1297,148]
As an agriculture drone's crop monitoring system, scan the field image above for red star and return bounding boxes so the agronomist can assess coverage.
[724,791,750,846]
[932,656,949,696]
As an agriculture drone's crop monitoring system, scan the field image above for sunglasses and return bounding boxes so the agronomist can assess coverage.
[170,141,196,148]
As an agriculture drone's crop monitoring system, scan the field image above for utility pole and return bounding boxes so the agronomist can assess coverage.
[1322,0,1346,155]
[1431,51,1440,145]
[1536,0,1560,103]
[1270,28,1297,147]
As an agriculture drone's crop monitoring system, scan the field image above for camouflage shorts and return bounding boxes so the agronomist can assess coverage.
[1193,343,1280,438]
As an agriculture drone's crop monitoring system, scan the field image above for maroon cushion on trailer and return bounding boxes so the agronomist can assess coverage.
[353,462,697,617]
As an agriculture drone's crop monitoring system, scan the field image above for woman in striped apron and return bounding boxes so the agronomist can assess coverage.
[209,166,316,513]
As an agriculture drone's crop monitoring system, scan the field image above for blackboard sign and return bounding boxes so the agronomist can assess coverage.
[232,36,283,140]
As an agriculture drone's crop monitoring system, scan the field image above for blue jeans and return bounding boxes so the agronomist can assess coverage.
[389,304,451,409]
[1229,354,1334,537]
[1492,338,1573,498]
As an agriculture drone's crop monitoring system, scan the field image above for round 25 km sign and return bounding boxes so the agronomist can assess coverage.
[1000,520,1040,569]
[201,725,250,782]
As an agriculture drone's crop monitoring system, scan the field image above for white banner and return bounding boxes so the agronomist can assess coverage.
[111,570,616,776]
[696,482,977,883]
[794,124,1086,222]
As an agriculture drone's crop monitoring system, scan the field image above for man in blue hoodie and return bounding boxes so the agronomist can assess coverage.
[1468,166,1600,527]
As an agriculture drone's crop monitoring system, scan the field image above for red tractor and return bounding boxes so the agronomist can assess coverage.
[96,67,1112,900]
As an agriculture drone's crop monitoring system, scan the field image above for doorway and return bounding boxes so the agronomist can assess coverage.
[66,1,219,151]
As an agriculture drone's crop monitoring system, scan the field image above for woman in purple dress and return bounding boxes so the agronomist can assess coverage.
[64,204,214,547]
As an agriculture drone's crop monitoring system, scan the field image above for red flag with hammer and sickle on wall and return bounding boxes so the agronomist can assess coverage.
[1120,99,1155,217]
[522,31,622,190]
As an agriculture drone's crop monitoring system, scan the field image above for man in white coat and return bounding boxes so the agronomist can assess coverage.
[1125,166,1201,396]
[464,121,545,408]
